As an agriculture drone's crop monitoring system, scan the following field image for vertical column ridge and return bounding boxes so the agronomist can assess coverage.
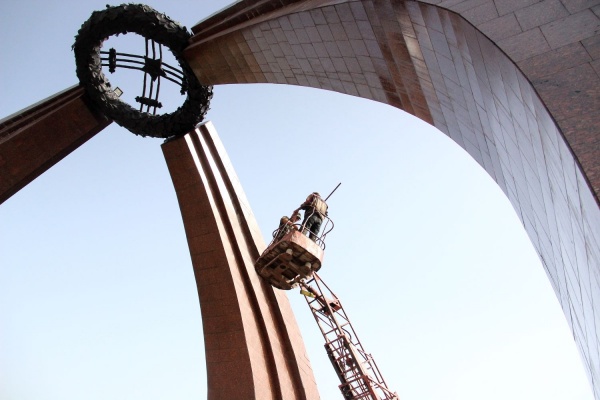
[162,122,319,399]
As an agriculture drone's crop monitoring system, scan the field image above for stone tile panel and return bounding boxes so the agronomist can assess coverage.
[532,63,600,122]
[561,0,600,14]
[446,0,493,13]
[590,51,600,70]
[496,27,551,62]
[461,1,499,25]
[477,12,522,41]
[518,42,592,80]
[540,9,600,50]
[515,0,569,31]
[494,0,541,16]
[560,109,600,196]
[583,34,600,60]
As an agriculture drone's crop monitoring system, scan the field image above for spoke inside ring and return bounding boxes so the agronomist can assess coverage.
[100,33,186,115]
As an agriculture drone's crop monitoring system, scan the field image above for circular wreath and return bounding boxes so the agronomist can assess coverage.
[73,4,212,138]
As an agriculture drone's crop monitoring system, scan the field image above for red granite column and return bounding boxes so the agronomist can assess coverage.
[161,121,319,400]
[0,85,111,204]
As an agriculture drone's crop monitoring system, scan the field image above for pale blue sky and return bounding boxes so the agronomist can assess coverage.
[0,1,594,399]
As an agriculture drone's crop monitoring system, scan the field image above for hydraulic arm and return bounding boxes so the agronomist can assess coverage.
[300,273,399,400]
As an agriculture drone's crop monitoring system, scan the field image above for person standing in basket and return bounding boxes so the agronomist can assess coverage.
[299,192,328,241]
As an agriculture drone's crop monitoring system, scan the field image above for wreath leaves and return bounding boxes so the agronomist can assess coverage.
[73,4,212,138]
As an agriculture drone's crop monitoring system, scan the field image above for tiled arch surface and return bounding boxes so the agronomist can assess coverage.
[184,0,600,396]
[419,0,600,196]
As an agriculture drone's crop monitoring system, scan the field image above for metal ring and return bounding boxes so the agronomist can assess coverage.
[73,4,212,138]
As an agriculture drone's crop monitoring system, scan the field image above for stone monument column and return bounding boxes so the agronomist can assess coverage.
[162,121,319,399]
[0,85,110,204]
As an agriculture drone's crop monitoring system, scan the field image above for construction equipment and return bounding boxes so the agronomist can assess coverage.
[300,274,399,399]
[254,209,333,290]
[254,199,399,399]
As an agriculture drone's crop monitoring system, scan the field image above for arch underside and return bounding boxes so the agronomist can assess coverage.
[185,0,600,397]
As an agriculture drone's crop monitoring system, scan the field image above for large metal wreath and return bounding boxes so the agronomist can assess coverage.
[73,4,212,138]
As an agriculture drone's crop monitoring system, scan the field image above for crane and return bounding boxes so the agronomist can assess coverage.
[299,273,399,399]
[254,198,399,399]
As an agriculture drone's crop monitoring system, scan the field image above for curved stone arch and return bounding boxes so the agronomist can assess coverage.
[183,0,600,396]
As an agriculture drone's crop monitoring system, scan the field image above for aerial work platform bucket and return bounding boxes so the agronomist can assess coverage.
[254,229,324,290]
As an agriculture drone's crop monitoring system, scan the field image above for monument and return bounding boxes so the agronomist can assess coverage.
[1,1,599,399]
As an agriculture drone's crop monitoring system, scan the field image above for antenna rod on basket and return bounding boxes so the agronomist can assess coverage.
[324,182,341,201]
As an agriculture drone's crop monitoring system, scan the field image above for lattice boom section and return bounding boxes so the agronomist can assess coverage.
[301,273,399,400]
